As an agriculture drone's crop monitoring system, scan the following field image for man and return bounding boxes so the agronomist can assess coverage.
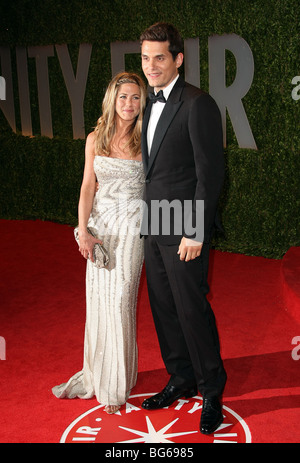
[140,22,227,435]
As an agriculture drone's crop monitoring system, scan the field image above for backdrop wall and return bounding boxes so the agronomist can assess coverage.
[0,0,299,258]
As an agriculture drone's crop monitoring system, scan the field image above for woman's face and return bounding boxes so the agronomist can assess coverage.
[115,83,141,123]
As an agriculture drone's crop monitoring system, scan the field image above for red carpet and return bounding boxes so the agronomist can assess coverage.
[0,219,299,444]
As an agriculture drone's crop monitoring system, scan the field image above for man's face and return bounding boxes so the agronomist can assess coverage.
[141,40,183,91]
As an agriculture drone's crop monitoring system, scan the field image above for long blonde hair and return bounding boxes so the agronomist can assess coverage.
[94,72,146,158]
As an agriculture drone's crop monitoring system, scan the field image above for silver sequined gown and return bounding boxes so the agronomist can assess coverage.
[52,156,145,405]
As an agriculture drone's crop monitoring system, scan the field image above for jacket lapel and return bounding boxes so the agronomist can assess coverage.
[143,77,185,176]
[141,102,152,172]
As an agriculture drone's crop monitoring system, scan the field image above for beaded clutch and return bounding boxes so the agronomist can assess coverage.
[74,226,109,269]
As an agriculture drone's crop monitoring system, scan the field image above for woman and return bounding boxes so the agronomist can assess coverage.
[52,72,147,414]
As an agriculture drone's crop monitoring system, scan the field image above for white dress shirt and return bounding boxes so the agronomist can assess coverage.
[147,74,179,155]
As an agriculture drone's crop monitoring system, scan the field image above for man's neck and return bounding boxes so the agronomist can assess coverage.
[154,74,179,95]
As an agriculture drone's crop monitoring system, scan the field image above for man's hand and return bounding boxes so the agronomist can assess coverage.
[177,237,203,261]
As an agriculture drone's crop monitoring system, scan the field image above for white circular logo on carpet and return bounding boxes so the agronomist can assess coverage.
[60,393,251,443]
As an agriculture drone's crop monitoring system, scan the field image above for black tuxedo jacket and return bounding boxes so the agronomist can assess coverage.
[141,76,224,245]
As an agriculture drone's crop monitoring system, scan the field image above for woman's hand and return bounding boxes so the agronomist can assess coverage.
[78,229,103,263]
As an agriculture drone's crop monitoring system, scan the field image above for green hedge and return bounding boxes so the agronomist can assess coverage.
[0,127,84,225]
[0,0,299,258]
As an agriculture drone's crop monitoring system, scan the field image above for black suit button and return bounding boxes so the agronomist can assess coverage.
[145,179,151,183]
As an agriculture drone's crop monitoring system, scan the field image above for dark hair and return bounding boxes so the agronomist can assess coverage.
[140,22,184,60]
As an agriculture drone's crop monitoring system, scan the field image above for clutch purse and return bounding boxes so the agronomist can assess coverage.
[74,226,109,269]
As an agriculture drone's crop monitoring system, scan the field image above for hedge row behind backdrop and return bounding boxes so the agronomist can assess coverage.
[0,0,299,258]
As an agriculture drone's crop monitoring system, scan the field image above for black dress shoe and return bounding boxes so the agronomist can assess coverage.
[142,384,198,410]
[200,396,223,435]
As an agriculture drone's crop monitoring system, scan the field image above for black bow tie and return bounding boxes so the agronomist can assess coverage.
[149,90,166,104]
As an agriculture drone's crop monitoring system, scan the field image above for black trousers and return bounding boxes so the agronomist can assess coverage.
[144,235,227,398]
